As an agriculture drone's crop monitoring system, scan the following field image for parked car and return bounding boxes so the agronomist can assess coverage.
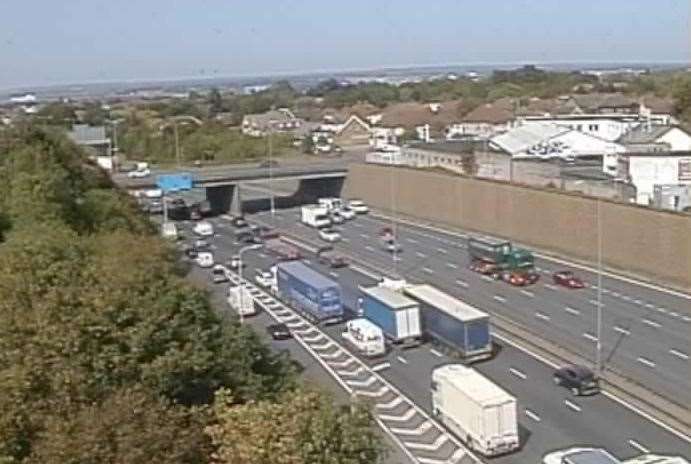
[543,448,619,464]
[189,208,202,221]
[257,225,280,240]
[148,200,163,215]
[319,227,341,243]
[267,323,292,340]
[193,221,214,236]
[348,199,369,214]
[255,269,275,288]
[194,239,210,251]
[553,365,600,396]
[338,207,356,220]
[195,252,214,268]
[182,244,198,259]
[381,237,402,253]
[211,264,229,283]
[553,270,585,289]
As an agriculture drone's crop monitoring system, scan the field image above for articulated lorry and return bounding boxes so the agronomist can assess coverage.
[360,285,421,345]
[432,364,519,456]
[403,284,492,361]
[468,236,537,282]
[276,261,343,324]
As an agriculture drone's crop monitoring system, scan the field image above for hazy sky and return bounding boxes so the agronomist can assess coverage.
[0,0,689,89]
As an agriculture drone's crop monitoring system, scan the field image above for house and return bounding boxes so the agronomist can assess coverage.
[241,108,302,137]
[68,124,113,169]
[652,184,691,212]
[334,115,372,147]
[446,100,515,140]
[639,95,677,125]
[379,99,469,141]
[617,151,691,204]
[570,93,639,115]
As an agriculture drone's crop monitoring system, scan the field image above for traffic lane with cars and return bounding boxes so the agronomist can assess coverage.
[192,218,691,463]
[256,208,690,405]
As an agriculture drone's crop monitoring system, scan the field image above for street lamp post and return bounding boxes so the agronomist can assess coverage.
[596,198,603,374]
[268,128,276,220]
[238,244,262,324]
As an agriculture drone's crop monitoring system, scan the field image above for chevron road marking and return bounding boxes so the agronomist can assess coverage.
[417,448,466,464]
[379,408,417,422]
[320,349,346,360]
[328,357,356,368]
[390,420,433,436]
[310,340,335,350]
[355,385,390,397]
[377,396,404,410]
[404,434,449,451]
[346,376,378,388]
[337,366,366,377]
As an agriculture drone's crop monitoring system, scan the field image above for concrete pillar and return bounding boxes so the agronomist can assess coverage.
[205,185,234,215]
[231,184,243,216]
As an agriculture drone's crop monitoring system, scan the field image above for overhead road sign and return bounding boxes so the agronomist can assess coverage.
[156,173,193,193]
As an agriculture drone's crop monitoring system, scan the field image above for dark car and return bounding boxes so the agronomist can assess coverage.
[258,159,279,169]
[553,270,585,289]
[189,208,202,221]
[267,323,291,340]
[257,225,280,240]
[554,365,600,396]
[317,248,348,268]
[148,200,163,215]
[182,244,198,259]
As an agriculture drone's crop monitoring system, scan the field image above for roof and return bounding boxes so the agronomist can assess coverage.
[618,124,677,144]
[434,364,513,405]
[379,99,469,130]
[68,124,109,145]
[564,449,621,464]
[462,101,514,124]
[404,285,488,321]
[361,286,418,310]
[571,93,638,113]
[491,123,568,154]
[276,261,339,291]
[516,98,580,117]
[243,108,299,127]
[337,114,371,134]
[640,95,676,114]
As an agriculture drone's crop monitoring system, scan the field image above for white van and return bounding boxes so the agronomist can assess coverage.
[227,285,257,317]
[161,222,178,239]
[196,252,214,268]
[193,221,214,237]
[342,318,386,357]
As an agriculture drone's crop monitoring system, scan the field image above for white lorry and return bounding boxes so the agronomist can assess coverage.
[341,318,386,357]
[227,285,257,317]
[301,205,331,228]
[318,197,343,212]
[432,364,519,456]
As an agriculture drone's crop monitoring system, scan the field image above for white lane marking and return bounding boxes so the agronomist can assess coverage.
[657,307,668,314]
[583,332,598,342]
[509,368,527,380]
[601,288,610,293]
[493,295,506,303]
[350,264,380,280]
[564,400,582,412]
[372,362,391,372]
[436,247,447,254]
[621,295,631,302]
[670,311,680,317]
[642,319,661,328]
[430,349,443,358]
[521,289,534,298]
[628,440,650,454]
[354,385,390,398]
[637,357,656,368]
[565,306,581,316]
[669,349,689,360]
[535,312,551,321]
[612,292,621,297]
[422,267,435,274]
[390,421,433,436]
[645,303,655,309]
[405,238,417,244]
[396,356,408,364]
[379,408,416,422]
[525,409,541,422]
[613,326,631,336]
[329,271,339,278]
[365,245,375,252]
[403,434,449,452]
[482,275,493,282]
[346,376,377,388]
[589,299,604,307]
[415,251,426,258]
[633,299,642,305]
[544,283,557,290]
[359,233,368,239]
[682,316,691,323]
[456,279,469,288]
[447,262,458,269]
[342,237,350,243]
[376,396,403,409]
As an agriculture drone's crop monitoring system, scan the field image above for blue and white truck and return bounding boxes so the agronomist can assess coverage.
[360,285,421,345]
[276,261,343,324]
[404,284,492,361]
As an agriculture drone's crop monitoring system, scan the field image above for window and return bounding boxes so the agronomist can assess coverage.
[588,124,599,131]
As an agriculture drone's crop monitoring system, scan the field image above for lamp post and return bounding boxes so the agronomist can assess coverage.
[595,198,603,374]
[238,244,262,323]
[268,127,276,220]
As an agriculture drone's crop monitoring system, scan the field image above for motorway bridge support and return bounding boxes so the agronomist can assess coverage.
[293,177,345,203]
[205,185,236,216]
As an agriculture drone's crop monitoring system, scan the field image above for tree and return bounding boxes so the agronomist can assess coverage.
[301,134,315,154]
[208,87,224,116]
[208,388,385,464]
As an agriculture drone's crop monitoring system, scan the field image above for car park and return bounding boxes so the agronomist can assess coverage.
[319,227,341,242]
[193,221,214,236]
[195,252,214,268]
[553,270,585,289]
[266,323,291,340]
[553,365,600,396]
[348,199,369,214]
[211,264,229,283]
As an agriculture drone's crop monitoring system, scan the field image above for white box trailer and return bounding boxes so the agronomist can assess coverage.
[301,205,331,228]
[432,364,519,456]
[342,318,386,357]
[227,285,257,317]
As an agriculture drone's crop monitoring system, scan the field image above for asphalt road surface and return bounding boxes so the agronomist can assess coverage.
[173,214,690,464]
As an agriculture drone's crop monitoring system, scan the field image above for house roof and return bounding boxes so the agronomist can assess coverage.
[640,95,676,114]
[491,123,569,154]
[462,101,514,124]
[337,115,371,134]
[617,124,676,144]
[243,109,298,128]
[517,98,580,117]
[571,93,638,112]
[379,99,468,130]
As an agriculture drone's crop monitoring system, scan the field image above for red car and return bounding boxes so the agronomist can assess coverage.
[470,260,498,275]
[553,270,585,289]
[501,270,540,286]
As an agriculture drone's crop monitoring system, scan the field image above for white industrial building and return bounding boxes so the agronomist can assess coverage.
[617,152,691,205]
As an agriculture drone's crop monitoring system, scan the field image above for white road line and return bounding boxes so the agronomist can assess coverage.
[356,385,390,398]
[437,247,447,254]
[669,349,689,360]
[482,275,493,282]
[633,299,642,305]
[613,326,631,336]
[564,399,582,412]
[628,440,650,454]
[404,434,449,452]
[365,245,375,252]
[612,292,621,297]
[430,349,443,358]
[544,283,557,290]
[509,368,527,380]
[390,421,433,436]
[637,357,656,368]
[447,262,458,269]
[682,316,691,323]
[406,238,417,244]
[350,265,381,280]
[621,295,631,302]
[342,237,350,243]
[493,295,506,303]
[415,251,426,258]
[589,299,604,307]
[521,289,534,297]
[601,288,610,293]
[645,303,655,309]
[642,319,661,328]
[379,408,417,422]
[565,306,581,316]
[456,279,469,288]
[376,396,403,409]
[372,362,391,372]
[583,332,598,342]
[359,233,368,239]
[346,376,378,388]
[657,307,668,314]
[670,311,680,317]
[525,409,541,422]
[535,312,551,321]
[329,271,339,278]
[396,356,408,364]
[423,267,435,274]
[258,253,267,259]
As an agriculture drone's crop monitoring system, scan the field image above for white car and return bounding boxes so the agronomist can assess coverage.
[195,252,214,268]
[319,228,341,243]
[127,168,151,178]
[543,448,620,464]
[330,212,345,224]
[338,207,356,220]
[254,269,274,288]
[348,200,369,214]
[193,221,214,237]
[211,264,229,283]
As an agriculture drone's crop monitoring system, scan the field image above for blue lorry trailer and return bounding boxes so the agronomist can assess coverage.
[360,285,422,344]
[276,261,343,324]
[403,284,492,361]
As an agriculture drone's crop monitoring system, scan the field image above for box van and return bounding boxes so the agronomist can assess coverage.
[301,205,331,228]
[227,285,257,317]
[342,318,386,357]
[161,222,178,239]
[318,197,343,212]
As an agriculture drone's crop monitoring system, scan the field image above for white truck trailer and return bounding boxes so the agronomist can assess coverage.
[301,205,331,228]
[227,285,257,317]
[431,364,519,456]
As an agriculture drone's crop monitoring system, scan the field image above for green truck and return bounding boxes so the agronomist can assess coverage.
[468,236,537,284]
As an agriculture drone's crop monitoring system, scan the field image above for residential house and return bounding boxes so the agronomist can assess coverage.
[639,95,677,125]
[334,115,372,147]
[617,151,691,205]
[570,93,639,115]
[446,100,515,140]
[652,184,691,212]
[379,99,468,141]
[520,115,639,142]
[241,108,302,137]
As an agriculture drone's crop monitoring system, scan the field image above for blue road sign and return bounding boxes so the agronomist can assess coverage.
[156,173,193,193]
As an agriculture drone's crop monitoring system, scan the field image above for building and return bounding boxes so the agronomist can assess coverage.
[519,115,639,142]
[446,100,515,140]
[617,151,691,204]
[68,124,113,169]
[241,108,302,137]
[334,115,372,147]
[652,184,691,212]
[570,93,639,115]
[639,95,677,125]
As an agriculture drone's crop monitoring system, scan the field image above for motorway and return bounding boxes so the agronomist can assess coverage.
[171,210,691,463]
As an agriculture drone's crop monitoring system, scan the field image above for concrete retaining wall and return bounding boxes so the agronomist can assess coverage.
[343,164,691,291]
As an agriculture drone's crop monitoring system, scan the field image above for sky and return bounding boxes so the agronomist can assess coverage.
[0,0,689,89]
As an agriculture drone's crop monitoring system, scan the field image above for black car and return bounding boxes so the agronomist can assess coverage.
[267,323,291,340]
[554,365,600,396]
[182,245,198,259]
